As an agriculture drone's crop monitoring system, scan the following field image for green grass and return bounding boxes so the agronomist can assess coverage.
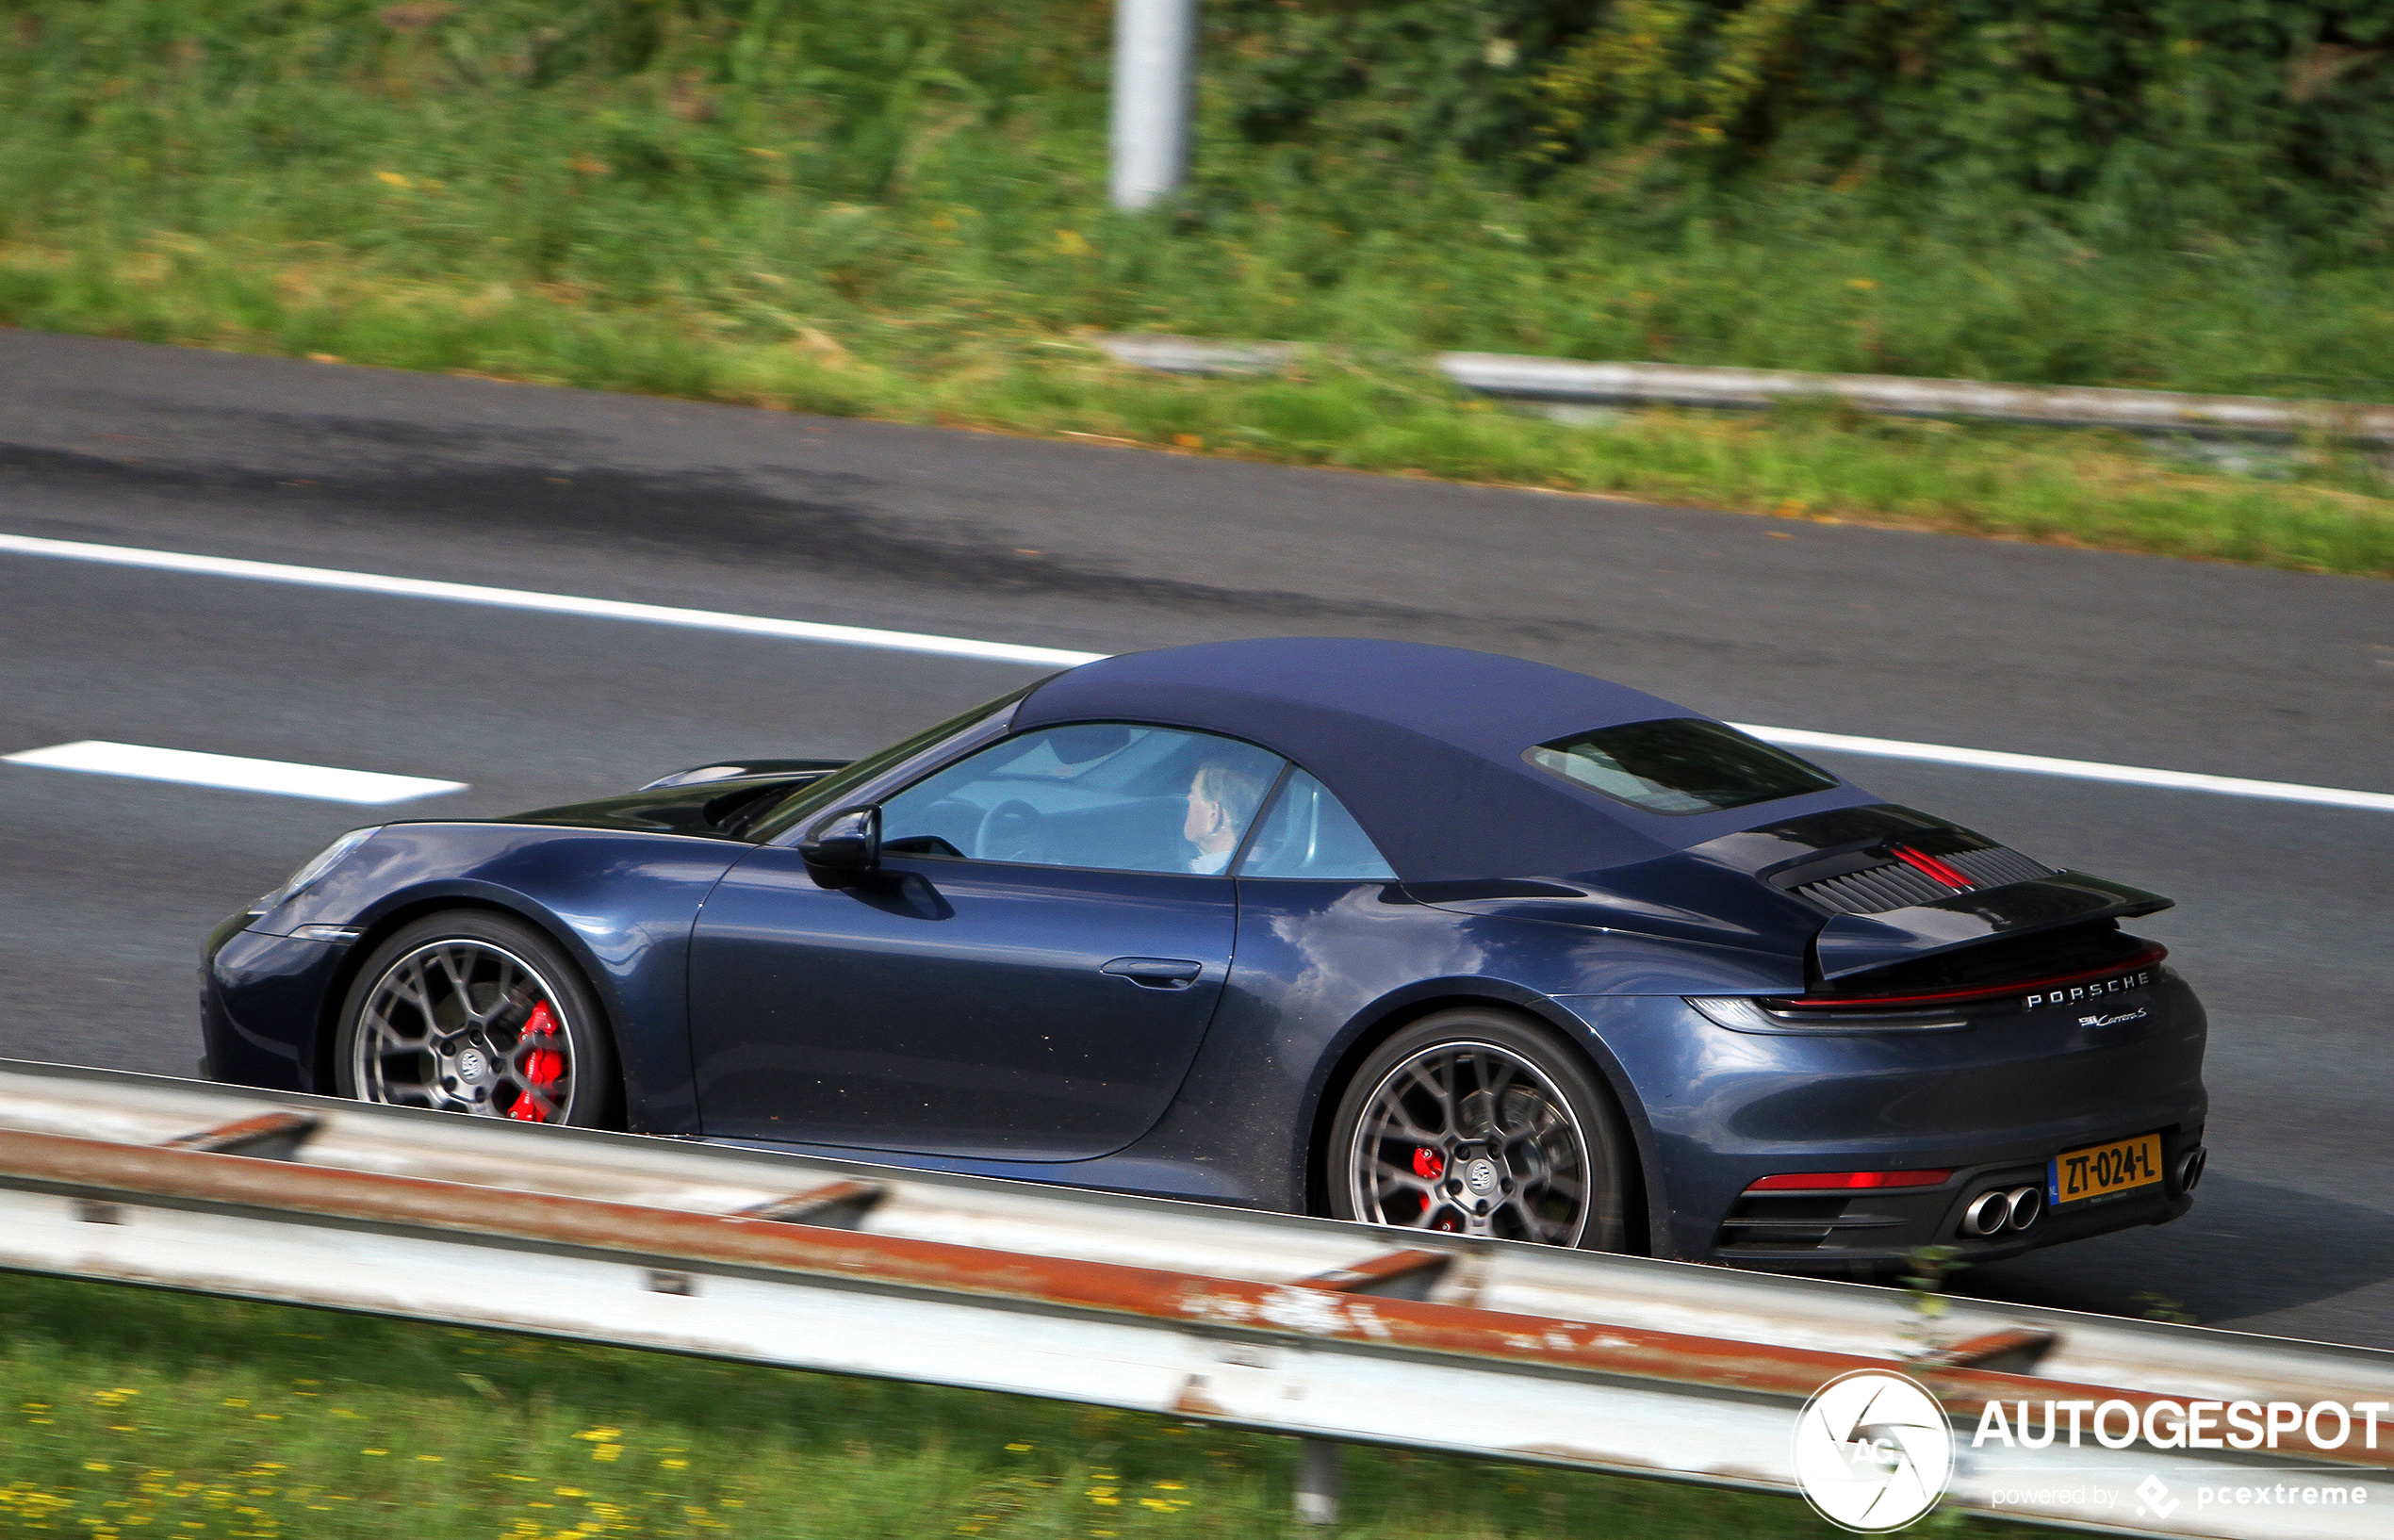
[0,0,2388,578]
[0,1270,2055,1540]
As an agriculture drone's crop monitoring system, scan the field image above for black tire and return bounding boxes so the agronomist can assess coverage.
[1326,1008,1633,1251]
[334,910,622,1128]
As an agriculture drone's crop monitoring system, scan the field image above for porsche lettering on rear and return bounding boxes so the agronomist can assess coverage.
[2025,969,2156,1010]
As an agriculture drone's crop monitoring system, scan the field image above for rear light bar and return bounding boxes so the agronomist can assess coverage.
[1746,1169,1953,1193]
[1890,844,1976,890]
[1769,943,2169,1011]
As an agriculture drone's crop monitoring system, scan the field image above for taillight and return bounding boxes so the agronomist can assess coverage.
[1771,943,2169,1012]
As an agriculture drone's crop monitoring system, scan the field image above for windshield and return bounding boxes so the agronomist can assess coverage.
[1524,718,1838,815]
[745,686,1033,843]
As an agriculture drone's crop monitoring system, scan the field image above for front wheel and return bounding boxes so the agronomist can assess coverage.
[334,911,620,1127]
[1326,1009,1632,1250]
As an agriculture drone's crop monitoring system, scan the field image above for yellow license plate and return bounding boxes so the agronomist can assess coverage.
[2049,1133,2164,1205]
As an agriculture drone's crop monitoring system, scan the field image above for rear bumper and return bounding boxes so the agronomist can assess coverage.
[1552,973,2209,1267]
[1707,1128,2203,1270]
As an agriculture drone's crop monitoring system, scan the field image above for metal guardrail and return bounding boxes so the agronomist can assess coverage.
[2,1058,2388,1538]
[1093,334,2394,446]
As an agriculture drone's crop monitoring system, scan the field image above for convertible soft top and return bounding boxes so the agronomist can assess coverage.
[1012,638,1877,882]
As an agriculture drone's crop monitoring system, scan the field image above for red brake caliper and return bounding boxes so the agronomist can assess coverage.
[511,1001,564,1122]
[1412,1146,1455,1228]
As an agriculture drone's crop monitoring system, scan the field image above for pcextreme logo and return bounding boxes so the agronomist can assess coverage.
[1793,1370,1956,1532]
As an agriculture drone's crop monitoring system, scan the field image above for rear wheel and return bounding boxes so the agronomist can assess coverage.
[335,911,620,1128]
[1326,1008,1632,1250]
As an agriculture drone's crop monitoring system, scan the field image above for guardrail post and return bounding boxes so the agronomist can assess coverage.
[1109,0,1198,209]
[1293,1438,1341,1524]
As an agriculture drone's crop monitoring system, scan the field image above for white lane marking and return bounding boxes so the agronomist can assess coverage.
[1737,725,2394,814]
[4,532,2386,813]
[4,741,466,805]
[0,532,1103,670]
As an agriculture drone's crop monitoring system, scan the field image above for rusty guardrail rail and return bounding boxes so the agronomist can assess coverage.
[2,1058,2387,1538]
[1092,334,2394,446]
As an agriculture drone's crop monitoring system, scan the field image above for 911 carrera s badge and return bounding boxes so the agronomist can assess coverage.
[2025,969,2154,1011]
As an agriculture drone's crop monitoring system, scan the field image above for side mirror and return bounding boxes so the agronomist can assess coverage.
[799,805,880,888]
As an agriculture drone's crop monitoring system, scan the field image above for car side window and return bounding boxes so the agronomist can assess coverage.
[878,724,1285,876]
[1237,770,1397,881]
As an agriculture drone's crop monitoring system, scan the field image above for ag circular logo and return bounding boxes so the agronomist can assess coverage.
[1792,1370,1954,1532]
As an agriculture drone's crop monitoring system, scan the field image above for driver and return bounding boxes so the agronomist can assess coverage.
[1184,759,1272,874]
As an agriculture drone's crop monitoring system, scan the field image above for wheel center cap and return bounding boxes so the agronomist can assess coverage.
[455,1047,490,1082]
[1463,1156,1500,1195]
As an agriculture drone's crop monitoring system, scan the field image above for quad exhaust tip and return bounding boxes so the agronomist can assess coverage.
[1961,1185,2043,1237]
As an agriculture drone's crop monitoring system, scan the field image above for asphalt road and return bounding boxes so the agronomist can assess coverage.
[3,330,2387,1348]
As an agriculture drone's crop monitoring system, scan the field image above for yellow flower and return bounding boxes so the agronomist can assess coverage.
[660,1459,688,1470]
[361,1450,388,1457]
[373,171,412,189]
[1053,229,1092,256]
[1004,1443,1033,1452]
[1848,277,1879,290]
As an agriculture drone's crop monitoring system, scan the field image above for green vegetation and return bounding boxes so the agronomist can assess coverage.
[0,1,2388,576]
[0,1270,2058,1540]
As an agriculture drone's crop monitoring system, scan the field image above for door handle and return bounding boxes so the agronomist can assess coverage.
[1099,957,1205,990]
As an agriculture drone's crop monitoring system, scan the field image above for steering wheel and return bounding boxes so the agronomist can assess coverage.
[975,799,1044,863]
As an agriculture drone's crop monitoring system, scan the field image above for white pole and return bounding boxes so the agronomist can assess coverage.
[1110,0,1197,210]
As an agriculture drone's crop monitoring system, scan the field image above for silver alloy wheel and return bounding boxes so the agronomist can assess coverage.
[351,939,576,1122]
[1344,1040,1593,1244]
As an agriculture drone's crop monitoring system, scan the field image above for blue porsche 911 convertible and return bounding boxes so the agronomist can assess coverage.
[204,638,2207,1269]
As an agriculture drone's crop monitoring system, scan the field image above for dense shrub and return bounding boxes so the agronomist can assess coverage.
[1213,1,2394,247]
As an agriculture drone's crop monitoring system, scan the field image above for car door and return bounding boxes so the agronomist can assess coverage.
[686,723,1286,1160]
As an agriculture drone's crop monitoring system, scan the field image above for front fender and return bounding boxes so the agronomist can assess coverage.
[268,822,748,1133]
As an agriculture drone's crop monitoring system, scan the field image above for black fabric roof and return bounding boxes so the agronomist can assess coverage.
[1013,638,1877,882]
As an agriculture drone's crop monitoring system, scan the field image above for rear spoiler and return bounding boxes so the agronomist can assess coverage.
[1812,871,2172,983]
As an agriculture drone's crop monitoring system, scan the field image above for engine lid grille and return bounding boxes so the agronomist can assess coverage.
[1785,841,2055,916]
